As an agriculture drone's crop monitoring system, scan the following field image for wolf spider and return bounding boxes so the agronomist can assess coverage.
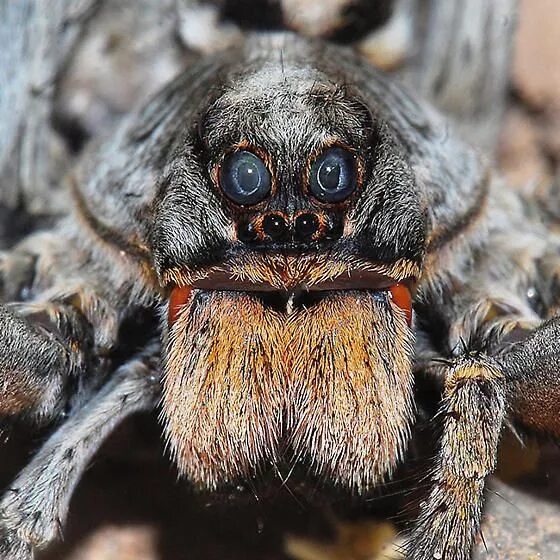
[0,32,559,560]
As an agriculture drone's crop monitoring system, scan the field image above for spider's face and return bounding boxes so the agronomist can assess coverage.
[148,44,427,491]
[153,58,425,298]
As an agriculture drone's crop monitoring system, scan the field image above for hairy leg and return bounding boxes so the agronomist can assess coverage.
[0,342,160,560]
[499,317,560,438]
[0,302,93,420]
[0,228,138,423]
[407,316,560,559]
[0,236,94,421]
[405,355,506,560]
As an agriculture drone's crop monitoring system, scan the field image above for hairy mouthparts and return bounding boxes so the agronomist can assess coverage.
[162,287,415,492]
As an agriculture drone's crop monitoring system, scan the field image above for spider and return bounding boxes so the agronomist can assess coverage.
[0,32,559,560]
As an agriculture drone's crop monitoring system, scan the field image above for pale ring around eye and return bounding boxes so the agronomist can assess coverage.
[309,147,358,203]
[219,150,272,205]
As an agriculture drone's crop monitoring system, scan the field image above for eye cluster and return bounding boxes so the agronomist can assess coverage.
[218,146,359,206]
[236,210,344,245]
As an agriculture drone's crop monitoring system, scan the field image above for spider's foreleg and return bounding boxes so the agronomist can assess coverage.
[0,229,137,423]
[499,317,560,438]
[0,301,93,421]
[0,342,160,560]
[0,235,97,422]
[405,354,506,560]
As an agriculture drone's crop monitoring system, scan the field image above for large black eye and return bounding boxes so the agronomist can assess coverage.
[309,147,357,203]
[219,150,271,205]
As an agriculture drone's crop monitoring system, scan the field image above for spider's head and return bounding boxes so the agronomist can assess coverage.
[147,37,428,492]
[78,34,482,492]
[154,40,425,306]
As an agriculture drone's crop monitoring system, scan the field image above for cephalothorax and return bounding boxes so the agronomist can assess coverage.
[0,33,559,560]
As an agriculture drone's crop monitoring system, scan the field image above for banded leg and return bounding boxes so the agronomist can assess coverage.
[0,342,160,560]
[405,355,506,560]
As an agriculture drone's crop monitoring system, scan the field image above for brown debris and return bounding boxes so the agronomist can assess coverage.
[498,107,552,193]
[513,0,560,111]
[58,525,159,560]
[285,520,403,560]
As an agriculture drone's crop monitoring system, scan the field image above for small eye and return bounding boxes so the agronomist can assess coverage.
[309,147,358,203]
[219,150,271,205]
